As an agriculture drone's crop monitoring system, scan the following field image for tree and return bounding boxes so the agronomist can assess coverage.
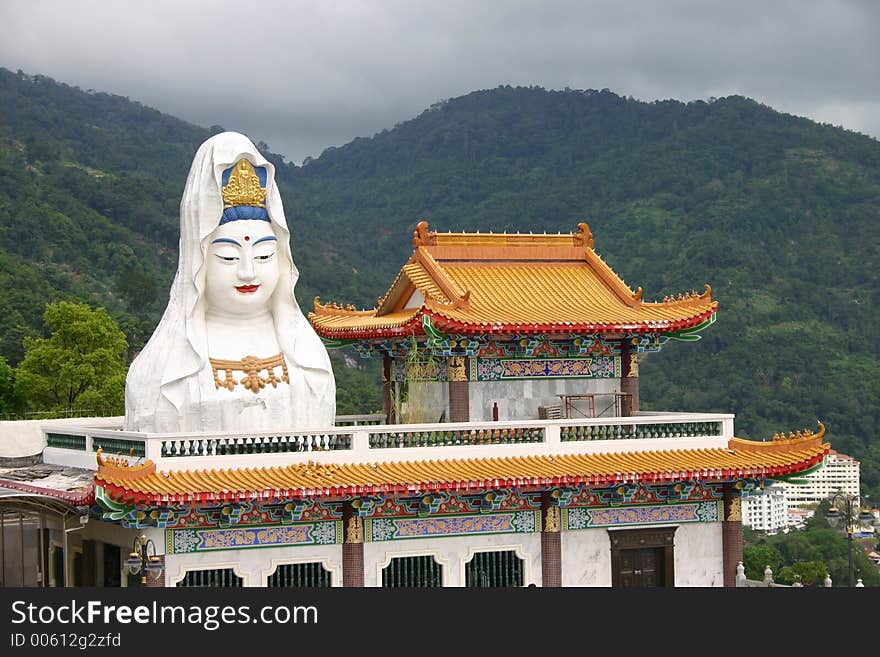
[777,561,827,586]
[15,302,127,415]
[743,543,783,580]
[0,355,19,415]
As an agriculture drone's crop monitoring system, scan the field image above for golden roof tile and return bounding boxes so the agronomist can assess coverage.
[96,427,828,505]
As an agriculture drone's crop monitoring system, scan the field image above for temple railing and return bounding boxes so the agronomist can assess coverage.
[560,420,722,441]
[160,432,353,457]
[41,412,734,472]
[368,426,545,448]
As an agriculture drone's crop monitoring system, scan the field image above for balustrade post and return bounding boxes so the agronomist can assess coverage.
[145,438,163,463]
[351,430,370,454]
[722,417,735,439]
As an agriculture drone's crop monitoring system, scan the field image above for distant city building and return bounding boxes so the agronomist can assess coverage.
[742,484,788,534]
[742,451,862,532]
[777,451,860,515]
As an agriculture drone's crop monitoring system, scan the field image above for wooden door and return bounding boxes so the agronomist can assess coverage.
[618,547,665,587]
[609,527,676,588]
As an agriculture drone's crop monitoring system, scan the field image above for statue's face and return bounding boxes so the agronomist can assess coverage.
[204,220,280,316]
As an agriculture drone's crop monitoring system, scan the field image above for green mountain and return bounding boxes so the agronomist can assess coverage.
[0,70,877,497]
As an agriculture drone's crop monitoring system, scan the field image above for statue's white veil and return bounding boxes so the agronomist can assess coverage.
[124,132,336,432]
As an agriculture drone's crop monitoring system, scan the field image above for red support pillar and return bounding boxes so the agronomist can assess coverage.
[620,340,639,416]
[541,491,562,587]
[382,353,396,424]
[342,501,364,587]
[447,356,470,422]
[722,484,743,588]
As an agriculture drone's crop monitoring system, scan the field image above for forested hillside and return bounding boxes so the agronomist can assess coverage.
[0,69,877,496]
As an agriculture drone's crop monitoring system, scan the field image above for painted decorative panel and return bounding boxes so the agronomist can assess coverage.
[352,332,669,360]
[471,356,619,381]
[563,501,722,530]
[165,520,342,554]
[568,482,724,507]
[366,510,540,542]
[368,489,540,517]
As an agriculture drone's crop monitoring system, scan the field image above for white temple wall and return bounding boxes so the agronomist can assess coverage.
[672,522,723,587]
[156,522,722,587]
[164,544,343,587]
[469,378,621,422]
[561,528,613,586]
[561,522,723,586]
[363,533,542,587]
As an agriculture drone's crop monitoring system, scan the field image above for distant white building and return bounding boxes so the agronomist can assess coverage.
[742,484,788,533]
[743,452,861,533]
[778,450,860,513]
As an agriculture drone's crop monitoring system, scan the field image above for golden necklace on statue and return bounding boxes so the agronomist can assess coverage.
[209,353,290,393]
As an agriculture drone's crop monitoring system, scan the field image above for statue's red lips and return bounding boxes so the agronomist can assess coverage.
[235,284,259,293]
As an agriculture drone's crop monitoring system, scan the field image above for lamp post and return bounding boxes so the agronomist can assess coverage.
[826,490,859,587]
[125,533,163,585]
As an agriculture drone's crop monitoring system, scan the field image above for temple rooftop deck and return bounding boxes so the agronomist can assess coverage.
[1,414,828,509]
[40,411,736,473]
[91,426,828,505]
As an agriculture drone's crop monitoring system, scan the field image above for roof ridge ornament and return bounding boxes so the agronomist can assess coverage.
[574,222,595,248]
[412,220,434,246]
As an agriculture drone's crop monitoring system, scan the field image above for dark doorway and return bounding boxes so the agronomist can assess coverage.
[609,527,676,588]
[51,546,64,587]
[103,544,121,587]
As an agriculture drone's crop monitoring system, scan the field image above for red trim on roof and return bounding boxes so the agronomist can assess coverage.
[312,307,715,340]
[95,448,826,507]
[0,478,95,506]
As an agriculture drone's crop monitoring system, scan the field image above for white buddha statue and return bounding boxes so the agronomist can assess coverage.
[123,132,336,433]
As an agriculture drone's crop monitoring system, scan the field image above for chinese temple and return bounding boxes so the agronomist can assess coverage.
[310,221,717,424]
[0,134,832,588]
[1,220,830,587]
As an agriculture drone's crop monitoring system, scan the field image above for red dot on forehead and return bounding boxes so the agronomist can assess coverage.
[244,235,250,241]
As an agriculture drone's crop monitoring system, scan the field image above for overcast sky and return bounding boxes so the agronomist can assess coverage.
[1,0,877,164]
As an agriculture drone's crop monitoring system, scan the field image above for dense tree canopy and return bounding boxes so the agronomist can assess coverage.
[15,301,127,415]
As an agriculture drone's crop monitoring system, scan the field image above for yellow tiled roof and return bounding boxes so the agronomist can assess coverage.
[96,428,828,505]
[309,221,716,337]
[427,262,714,326]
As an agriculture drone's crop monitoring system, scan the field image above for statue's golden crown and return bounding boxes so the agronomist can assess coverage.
[221,159,267,209]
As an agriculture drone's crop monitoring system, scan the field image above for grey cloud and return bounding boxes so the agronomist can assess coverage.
[0,0,876,163]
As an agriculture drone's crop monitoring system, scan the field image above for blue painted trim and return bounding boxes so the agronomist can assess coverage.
[219,206,271,223]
